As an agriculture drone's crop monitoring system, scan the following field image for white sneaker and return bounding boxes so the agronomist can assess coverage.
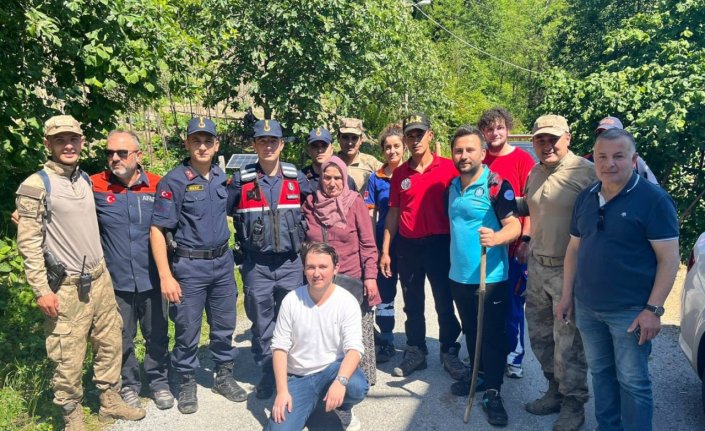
[506,364,524,378]
[335,408,361,431]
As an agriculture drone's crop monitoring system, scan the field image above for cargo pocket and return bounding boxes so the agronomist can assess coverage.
[45,321,72,364]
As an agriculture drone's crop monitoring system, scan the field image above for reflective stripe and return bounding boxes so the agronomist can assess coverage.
[235,206,271,213]
[277,204,302,210]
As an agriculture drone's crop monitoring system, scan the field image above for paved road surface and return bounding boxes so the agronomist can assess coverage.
[112,277,704,430]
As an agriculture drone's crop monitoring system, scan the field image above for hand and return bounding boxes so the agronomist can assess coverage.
[379,253,392,278]
[271,391,293,423]
[478,227,497,247]
[364,279,381,307]
[323,380,346,412]
[515,240,531,265]
[628,309,661,345]
[37,292,59,318]
[555,296,573,325]
[161,276,182,304]
[11,209,19,225]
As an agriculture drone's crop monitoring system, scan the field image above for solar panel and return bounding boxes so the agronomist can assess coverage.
[226,154,259,170]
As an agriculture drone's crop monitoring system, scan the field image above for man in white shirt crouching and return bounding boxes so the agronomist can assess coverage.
[266,242,368,431]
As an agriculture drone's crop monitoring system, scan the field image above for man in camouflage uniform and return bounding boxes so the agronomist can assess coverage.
[336,118,382,194]
[15,115,146,430]
[515,115,596,431]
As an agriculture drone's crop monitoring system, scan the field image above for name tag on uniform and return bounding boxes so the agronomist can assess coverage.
[186,184,204,192]
[286,194,298,200]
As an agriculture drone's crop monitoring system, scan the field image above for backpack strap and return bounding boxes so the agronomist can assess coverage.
[37,169,52,224]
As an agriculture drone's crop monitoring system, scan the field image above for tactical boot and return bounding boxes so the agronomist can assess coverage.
[482,389,509,427]
[525,379,562,415]
[212,362,248,402]
[178,374,198,414]
[99,387,146,422]
[392,346,427,377]
[62,402,85,431]
[256,361,275,400]
[441,346,469,381]
[553,396,585,431]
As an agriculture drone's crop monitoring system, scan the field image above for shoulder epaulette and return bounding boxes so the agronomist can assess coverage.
[281,162,298,179]
[240,163,258,183]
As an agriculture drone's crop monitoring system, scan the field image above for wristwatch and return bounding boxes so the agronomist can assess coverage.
[520,235,531,243]
[644,304,665,317]
[336,375,349,387]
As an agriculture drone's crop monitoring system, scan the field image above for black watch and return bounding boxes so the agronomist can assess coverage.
[520,235,531,243]
[644,304,665,317]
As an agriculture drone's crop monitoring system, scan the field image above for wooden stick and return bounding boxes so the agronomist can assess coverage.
[464,246,487,423]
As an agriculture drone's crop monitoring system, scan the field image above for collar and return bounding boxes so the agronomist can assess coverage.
[45,160,81,180]
[375,164,393,179]
[255,162,283,179]
[183,158,220,180]
[339,151,361,166]
[588,172,640,197]
[539,150,576,172]
[452,165,488,193]
[302,165,319,179]
[108,166,149,188]
[406,152,440,174]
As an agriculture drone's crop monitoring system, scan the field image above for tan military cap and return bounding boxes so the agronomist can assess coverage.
[531,115,570,137]
[338,118,364,136]
[44,115,83,137]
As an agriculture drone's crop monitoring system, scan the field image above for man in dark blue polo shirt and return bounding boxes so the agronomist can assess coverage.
[300,126,357,198]
[92,130,172,410]
[151,117,247,414]
[557,129,680,431]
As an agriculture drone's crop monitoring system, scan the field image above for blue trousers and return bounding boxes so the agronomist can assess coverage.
[170,252,238,374]
[506,258,527,366]
[575,299,653,431]
[264,361,368,431]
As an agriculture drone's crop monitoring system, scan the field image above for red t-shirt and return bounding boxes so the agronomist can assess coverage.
[389,154,458,238]
[483,147,535,197]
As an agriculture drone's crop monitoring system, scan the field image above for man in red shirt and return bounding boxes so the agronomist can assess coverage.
[479,108,535,379]
[380,113,464,380]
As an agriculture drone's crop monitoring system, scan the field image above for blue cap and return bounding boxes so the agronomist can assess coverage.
[307,127,332,145]
[253,119,283,138]
[187,116,217,136]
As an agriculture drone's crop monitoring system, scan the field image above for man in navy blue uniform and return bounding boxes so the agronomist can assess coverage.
[300,126,357,198]
[151,117,247,414]
[227,119,309,400]
[92,130,173,410]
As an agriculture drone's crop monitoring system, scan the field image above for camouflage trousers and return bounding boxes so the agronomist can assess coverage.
[525,254,589,402]
[44,259,123,407]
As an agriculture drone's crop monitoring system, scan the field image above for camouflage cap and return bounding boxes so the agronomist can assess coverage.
[531,114,570,137]
[44,115,83,137]
[338,118,364,136]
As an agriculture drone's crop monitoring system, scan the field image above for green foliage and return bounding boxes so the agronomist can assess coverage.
[538,0,705,257]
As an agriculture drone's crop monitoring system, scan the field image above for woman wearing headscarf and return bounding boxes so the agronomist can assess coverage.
[301,156,381,385]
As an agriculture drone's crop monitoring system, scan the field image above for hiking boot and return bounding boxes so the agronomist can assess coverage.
[153,389,175,410]
[99,387,146,422]
[553,396,585,431]
[62,402,85,431]
[441,346,469,381]
[376,344,396,364]
[178,374,198,414]
[482,389,509,427]
[212,362,248,402]
[450,373,486,396]
[506,364,524,379]
[335,408,362,431]
[525,379,562,415]
[392,346,427,377]
[256,367,275,400]
[120,386,141,408]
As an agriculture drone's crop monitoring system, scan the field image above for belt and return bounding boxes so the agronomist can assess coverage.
[63,259,105,285]
[248,252,298,265]
[174,242,230,259]
[533,253,564,267]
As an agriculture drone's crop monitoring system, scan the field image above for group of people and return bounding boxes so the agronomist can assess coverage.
[14,107,679,431]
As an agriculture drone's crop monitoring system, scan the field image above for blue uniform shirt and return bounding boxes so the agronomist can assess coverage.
[448,166,517,284]
[300,164,357,200]
[571,173,679,311]
[92,169,161,292]
[152,159,230,250]
[364,167,392,244]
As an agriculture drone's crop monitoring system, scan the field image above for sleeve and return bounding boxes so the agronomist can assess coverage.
[270,291,295,352]
[15,178,51,297]
[151,176,182,229]
[494,181,519,220]
[569,193,584,238]
[364,174,377,208]
[388,170,401,208]
[645,193,679,241]
[297,170,312,202]
[340,294,364,355]
[353,198,378,280]
[227,172,243,217]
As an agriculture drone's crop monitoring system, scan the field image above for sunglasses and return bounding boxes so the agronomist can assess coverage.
[104,149,138,159]
[597,206,605,231]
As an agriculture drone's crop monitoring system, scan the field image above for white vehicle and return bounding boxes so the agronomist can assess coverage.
[679,232,705,414]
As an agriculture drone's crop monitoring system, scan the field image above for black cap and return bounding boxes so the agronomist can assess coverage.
[402,113,431,134]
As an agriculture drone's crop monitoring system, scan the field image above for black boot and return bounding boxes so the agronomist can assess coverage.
[256,360,275,400]
[178,374,198,414]
[212,363,248,402]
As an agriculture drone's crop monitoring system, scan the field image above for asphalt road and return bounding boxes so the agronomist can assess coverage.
[111,277,704,431]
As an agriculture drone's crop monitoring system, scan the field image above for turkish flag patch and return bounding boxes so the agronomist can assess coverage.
[106,194,116,204]
[160,190,173,200]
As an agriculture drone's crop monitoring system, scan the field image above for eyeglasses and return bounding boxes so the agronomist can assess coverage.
[597,206,605,231]
[104,149,138,159]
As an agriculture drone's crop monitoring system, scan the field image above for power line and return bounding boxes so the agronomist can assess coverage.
[411,3,539,74]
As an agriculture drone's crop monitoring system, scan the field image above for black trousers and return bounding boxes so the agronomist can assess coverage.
[450,280,509,391]
[115,289,170,393]
[396,234,461,353]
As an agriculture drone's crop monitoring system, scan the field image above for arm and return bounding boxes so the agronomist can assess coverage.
[380,207,399,278]
[556,235,580,324]
[270,349,292,423]
[478,215,521,247]
[627,238,680,344]
[150,225,181,303]
[323,348,362,412]
[324,298,363,412]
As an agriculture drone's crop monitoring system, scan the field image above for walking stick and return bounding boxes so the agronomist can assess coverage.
[464,246,487,423]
